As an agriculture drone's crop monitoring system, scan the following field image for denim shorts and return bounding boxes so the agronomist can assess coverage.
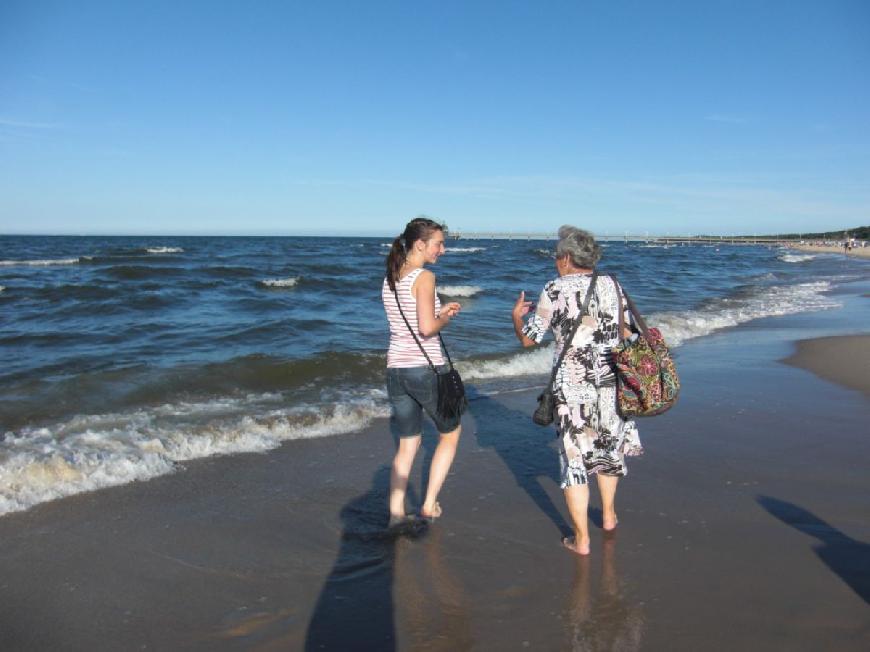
[386,364,462,437]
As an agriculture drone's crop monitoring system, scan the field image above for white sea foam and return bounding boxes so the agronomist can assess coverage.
[0,390,389,516]
[459,346,554,380]
[146,246,184,254]
[0,257,80,267]
[437,285,483,297]
[0,285,5,293]
[261,277,299,288]
[459,280,840,379]
[778,253,815,263]
[445,247,484,253]
[649,281,839,346]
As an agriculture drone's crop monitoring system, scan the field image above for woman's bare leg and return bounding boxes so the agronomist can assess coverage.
[421,426,461,517]
[597,473,619,530]
[563,483,591,555]
[390,435,422,522]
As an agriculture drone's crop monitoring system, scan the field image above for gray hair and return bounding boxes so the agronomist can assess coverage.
[555,225,601,268]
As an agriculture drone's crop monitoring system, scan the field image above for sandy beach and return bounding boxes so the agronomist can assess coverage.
[1,302,869,650]
[788,242,870,259]
[782,334,870,398]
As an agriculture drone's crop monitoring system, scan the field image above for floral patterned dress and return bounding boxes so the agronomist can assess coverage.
[523,272,643,488]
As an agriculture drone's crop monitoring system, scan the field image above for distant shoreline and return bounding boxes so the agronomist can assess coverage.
[787,242,870,259]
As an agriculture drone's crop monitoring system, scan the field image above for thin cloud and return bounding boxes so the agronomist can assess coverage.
[704,114,749,125]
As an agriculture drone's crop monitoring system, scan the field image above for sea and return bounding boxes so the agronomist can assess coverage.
[1,235,867,516]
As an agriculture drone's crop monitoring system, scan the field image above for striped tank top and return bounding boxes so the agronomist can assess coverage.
[382,268,445,368]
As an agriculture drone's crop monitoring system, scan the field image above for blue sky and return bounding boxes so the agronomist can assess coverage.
[1,1,868,236]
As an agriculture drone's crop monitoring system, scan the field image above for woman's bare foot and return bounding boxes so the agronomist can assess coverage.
[562,536,591,556]
[420,501,442,522]
[602,512,618,531]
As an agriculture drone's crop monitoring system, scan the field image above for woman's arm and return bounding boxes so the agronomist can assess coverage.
[414,270,460,337]
[512,291,537,348]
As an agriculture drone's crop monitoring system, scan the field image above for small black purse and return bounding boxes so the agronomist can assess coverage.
[392,287,468,421]
[436,364,467,420]
[532,390,557,426]
[532,272,598,426]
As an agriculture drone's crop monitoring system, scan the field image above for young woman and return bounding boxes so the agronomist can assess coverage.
[512,226,643,555]
[382,217,462,527]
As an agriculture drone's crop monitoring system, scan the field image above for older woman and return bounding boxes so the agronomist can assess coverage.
[512,226,642,555]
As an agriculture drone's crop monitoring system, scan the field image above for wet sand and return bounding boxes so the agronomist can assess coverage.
[1,331,869,649]
[782,334,870,397]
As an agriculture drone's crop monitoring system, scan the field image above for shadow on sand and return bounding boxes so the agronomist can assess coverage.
[757,495,870,604]
[304,466,427,651]
[470,388,572,536]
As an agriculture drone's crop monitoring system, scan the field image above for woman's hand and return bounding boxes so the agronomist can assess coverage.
[441,302,461,319]
[512,291,537,348]
[512,291,533,320]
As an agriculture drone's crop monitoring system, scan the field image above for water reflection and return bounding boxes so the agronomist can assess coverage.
[393,522,473,651]
[564,534,645,651]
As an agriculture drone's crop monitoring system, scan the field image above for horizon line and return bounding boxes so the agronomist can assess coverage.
[1,230,862,239]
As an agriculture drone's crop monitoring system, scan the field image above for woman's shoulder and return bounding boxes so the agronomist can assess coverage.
[397,267,429,285]
[542,276,565,301]
[414,268,435,285]
[407,268,435,296]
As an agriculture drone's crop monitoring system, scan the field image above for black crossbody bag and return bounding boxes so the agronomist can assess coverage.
[392,287,468,421]
[532,271,598,426]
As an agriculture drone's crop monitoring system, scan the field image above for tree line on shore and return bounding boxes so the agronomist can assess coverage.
[767,225,868,240]
[698,226,868,240]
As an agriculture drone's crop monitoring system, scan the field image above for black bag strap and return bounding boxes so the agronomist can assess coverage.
[391,279,454,374]
[541,270,599,395]
[606,273,650,339]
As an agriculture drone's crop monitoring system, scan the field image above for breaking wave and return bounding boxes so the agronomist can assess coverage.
[261,277,299,288]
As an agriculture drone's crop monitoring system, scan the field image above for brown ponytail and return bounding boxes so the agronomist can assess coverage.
[385,216,444,291]
[385,235,406,291]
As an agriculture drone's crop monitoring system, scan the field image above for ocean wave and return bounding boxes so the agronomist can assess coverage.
[649,281,840,346]
[445,247,484,253]
[0,389,389,516]
[0,351,387,433]
[146,246,184,254]
[437,285,483,297]
[261,277,299,288]
[203,265,257,278]
[778,253,815,263]
[102,265,184,280]
[458,346,553,380]
[0,285,5,293]
[0,257,81,267]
